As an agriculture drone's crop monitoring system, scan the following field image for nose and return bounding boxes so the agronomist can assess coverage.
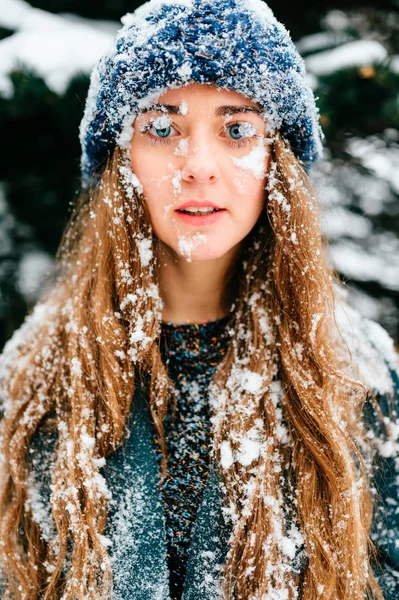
[181,135,220,184]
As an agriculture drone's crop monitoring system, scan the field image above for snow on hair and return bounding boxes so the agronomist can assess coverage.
[0,135,395,599]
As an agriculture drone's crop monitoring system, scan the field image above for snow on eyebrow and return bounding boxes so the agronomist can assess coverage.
[114,89,166,152]
[151,114,172,130]
[177,232,207,262]
[231,136,269,179]
[115,89,165,150]
[179,99,188,115]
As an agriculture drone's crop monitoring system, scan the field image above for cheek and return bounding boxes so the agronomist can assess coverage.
[228,139,270,186]
[131,163,179,231]
[230,170,267,216]
[131,152,177,211]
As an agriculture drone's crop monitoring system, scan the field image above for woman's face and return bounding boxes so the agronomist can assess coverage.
[130,83,271,261]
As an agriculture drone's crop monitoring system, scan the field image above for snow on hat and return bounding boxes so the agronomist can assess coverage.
[79,0,324,188]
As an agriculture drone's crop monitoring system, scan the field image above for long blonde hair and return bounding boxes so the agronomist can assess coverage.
[0,134,388,599]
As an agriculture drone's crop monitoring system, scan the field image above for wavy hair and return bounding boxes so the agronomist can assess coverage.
[0,134,389,599]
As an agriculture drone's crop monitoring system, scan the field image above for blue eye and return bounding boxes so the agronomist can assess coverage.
[142,121,177,145]
[225,121,258,148]
[153,126,171,138]
[229,124,243,140]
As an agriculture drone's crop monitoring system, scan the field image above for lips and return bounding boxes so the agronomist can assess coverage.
[175,200,223,215]
[174,201,226,226]
[172,199,227,226]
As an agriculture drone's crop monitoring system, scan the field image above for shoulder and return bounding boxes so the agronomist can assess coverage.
[336,306,399,586]
[334,301,398,398]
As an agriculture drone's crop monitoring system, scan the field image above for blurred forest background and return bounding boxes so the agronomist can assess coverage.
[1,0,399,349]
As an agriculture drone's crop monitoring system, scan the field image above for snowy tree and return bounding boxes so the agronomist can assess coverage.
[302,8,399,341]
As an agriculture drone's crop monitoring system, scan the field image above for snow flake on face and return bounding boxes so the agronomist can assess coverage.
[231,136,269,180]
[174,137,189,156]
[177,232,207,262]
[232,175,245,195]
[171,169,182,195]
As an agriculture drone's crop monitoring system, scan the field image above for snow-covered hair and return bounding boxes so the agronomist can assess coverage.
[0,134,395,599]
[79,0,324,187]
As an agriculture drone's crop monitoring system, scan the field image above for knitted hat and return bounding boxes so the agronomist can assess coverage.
[79,0,324,188]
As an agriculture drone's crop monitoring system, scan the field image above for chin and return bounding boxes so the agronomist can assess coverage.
[157,234,236,262]
[179,245,232,261]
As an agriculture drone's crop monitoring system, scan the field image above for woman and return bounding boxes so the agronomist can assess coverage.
[0,0,398,598]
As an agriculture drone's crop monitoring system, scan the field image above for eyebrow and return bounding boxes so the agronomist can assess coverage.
[139,103,263,116]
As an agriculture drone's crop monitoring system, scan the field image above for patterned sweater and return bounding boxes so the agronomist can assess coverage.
[1,307,399,599]
[159,317,231,600]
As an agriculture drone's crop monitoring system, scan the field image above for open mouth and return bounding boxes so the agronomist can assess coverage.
[174,206,226,226]
[176,208,224,215]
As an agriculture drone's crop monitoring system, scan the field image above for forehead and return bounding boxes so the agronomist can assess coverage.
[156,82,261,111]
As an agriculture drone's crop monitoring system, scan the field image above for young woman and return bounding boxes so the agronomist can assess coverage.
[0,0,398,598]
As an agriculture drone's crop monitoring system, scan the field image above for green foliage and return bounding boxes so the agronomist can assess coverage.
[316,66,399,144]
[0,72,89,344]
[1,71,89,253]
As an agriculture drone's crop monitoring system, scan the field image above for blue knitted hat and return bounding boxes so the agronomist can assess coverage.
[79,0,324,188]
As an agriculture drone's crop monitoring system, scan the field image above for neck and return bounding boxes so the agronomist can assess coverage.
[157,244,239,324]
